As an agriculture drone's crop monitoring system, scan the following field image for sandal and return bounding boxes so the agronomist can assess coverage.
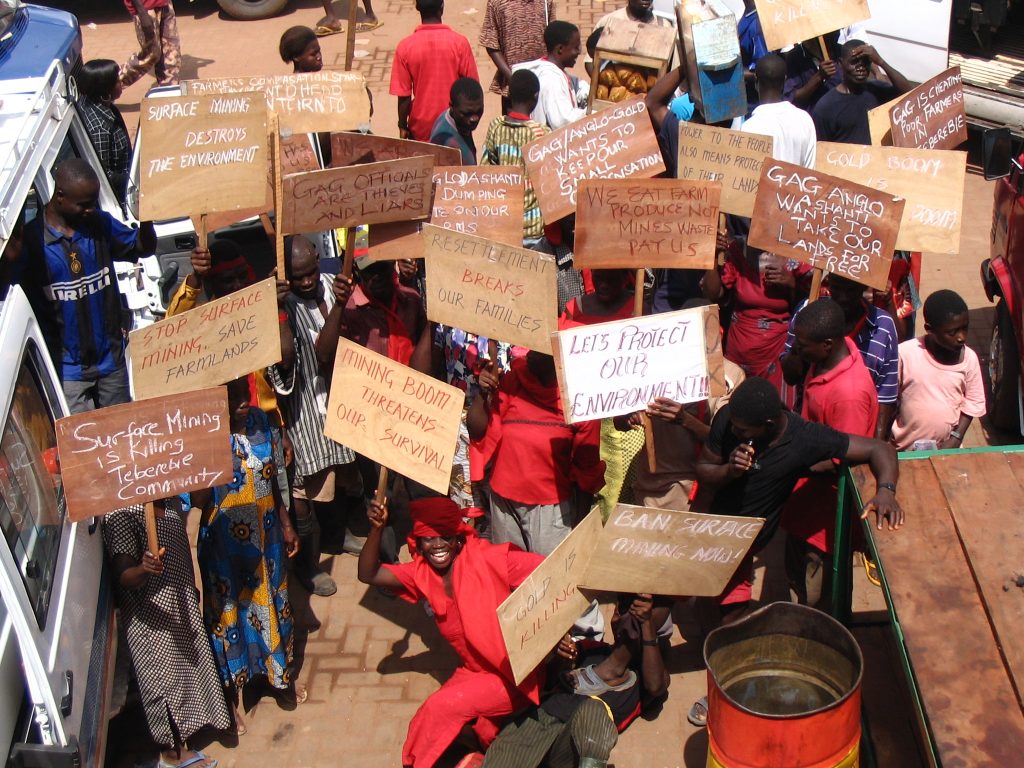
[355,19,384,32]
[157,750,218,768]
[687,695,708,727]
[863,554,882,587]
[315,23,345,36]
[563,665,637,696]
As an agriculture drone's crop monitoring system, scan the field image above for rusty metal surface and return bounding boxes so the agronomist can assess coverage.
[854,458,1024,766]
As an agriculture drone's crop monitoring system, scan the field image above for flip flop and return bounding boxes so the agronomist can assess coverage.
[863,554,881,587]
[157,751,219,768]
[687,695,708,727]
[315,23,345,36]
[563,665,637,696]
[355,19,384,32]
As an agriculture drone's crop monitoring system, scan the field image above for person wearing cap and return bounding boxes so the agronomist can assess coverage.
[357,495,544,767]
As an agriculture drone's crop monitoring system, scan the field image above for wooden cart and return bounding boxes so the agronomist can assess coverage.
[587,19,676,114]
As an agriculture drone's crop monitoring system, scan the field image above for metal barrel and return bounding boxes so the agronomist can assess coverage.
[704,602,863,768]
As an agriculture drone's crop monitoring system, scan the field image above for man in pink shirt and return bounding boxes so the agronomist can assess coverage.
[390,0,479,142]
[883,290,986,451]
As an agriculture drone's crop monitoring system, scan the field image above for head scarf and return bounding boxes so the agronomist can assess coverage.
[407,496,480,557]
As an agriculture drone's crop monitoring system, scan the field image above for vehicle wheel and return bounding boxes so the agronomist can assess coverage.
[216,0,289,20]
[989,299,1021,433]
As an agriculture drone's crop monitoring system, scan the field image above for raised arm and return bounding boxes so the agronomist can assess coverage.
[356,499,404,590]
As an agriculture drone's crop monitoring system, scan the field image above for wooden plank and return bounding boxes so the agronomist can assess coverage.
[431,166,525,246]
[868,94,902,146]
[677,123,773,218]
[574,178,720,269]
[888,66,968,151]
[756,0,870,53]
[853,460,1024,765]
[329,133,461,168]
[56,387,232,521]
[815,142,966,254]
[932,452,1024,708]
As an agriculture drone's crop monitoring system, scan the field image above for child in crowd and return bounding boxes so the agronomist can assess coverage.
[882,289,986,451]
[279,26,322,73]
[512,21,587,130]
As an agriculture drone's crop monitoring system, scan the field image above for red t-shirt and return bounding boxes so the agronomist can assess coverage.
[389,24,480,142]
[123,0,170,14]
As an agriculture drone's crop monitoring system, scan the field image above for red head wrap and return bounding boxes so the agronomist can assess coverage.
[407,497,481,557]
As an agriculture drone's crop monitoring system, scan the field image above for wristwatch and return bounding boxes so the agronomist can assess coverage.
[949,429,963,441]
[878,482,897,494]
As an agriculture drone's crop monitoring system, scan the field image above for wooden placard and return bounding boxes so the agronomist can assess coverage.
[523,97,665,223]
[677,123,773,218]
[552,307,709,424]
[867,94,901,146]
[128,278,282,400]
[182,71,371,134]
[888,66,968,151]
[421,225,557,350]
[498,509,603,685]
[323,338,462,494]
[596,18,677,61]
[574,178,720,269]
[365,220,424,263]
[580,505,764,596]
[816,142,967,254]
[56,387,232,522]
[748,159,905,290]
[330,133,461,168]
[281,155,434,234]
[139,92,269,220]
[431,166,525,246]
[755,0,870,53]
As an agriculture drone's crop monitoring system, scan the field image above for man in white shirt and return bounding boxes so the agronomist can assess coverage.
[741,53,816,168]
[513,21,588,130]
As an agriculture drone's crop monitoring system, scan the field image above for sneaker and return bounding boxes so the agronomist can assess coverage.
[309,571,338,597]
[342,531,367,555]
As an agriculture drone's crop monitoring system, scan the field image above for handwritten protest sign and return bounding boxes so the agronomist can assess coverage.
[816,142,966,254]
[129,278,281,400]
[431,167,526,246]
[139,92,268,220]
[677,123,773,217]
[422,225,557,350]
[524,97,665,223]
[888,66,968,151]
[56,388,232,521]
[580,505,764,596]
[551,308,709,424]
[748,160,905,290]
[182,71,371,134]
[330,133,461,168]
[574,179,720,269]
[365,220,423,263]
[281,155,434,234]
[755,0,870,52]
[498,509,603,684]
[324,338,462,494]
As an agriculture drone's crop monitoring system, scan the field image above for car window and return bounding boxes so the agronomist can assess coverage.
[0,341,65,628]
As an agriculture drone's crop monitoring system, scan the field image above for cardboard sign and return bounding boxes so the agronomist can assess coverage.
[574,179,720,269]
[755,0,870,52]
[422,225,557,350]
[523,97,665,223]
[432,167,526,246]
[748,160,905,290]
[324,338,463,494]
[677,123,773,217]
[552,308,709,424]
[365,220,423,263]
[498,509,603,684]
[816,142,967,254]
[129,278,281,400]
[182,71,371,134]
[580,505,765,596]
[888,67,968,151]
[330,133,462,168]
[139,92,269,220]
[867,94,901,146]
[56,388,232,521]
[281,155,434,234]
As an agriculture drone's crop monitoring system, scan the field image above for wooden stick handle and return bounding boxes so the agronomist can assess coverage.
[809,267,824,302]
[344,0,358,71]
[374,467,389,506]
[272,114,285,279]
[197,213,208,252]
[632,268,645,317]
[631,267,655,471]
[642,414,657,473]
[342,227,356,278]
[144,501,160,556]
[818,35,831,62]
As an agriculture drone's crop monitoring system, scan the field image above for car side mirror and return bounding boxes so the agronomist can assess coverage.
[983,127,1013,181]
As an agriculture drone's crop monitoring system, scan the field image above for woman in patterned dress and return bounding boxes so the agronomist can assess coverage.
[195,378,301,732]
[103,497,230,767]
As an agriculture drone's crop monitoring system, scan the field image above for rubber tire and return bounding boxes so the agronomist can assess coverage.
[216,0,289,20]
[989,299,1021,433]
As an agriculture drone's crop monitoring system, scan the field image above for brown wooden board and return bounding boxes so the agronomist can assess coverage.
[747,159,905,290]
[815,142,966,254]
[182,71,371,134]
[574,178,720,269]
[365,220,423,263]
[128,278,281,400]
[580,505,763,595]
[431,166,525,246]
[421,225,557,350]
[868,94,902,146]
[854,460,1024,765]
[932,452,1024,708]
[323,338,463,494]
[139,92,269,220]
[498,509,603,684]
[281,155,434,234]
[57,387,232,521]
[330,133,461,168]
[596,18,676,60]
[677,122,773,218]
[888,66,968,151]
[523,97,665,223]
[755,0,870,52]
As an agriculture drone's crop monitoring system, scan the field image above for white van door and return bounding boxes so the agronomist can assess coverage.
[863,0,951,83]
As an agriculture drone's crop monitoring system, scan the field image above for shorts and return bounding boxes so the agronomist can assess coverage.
[717,551,755,606]
[292,467,336,503]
